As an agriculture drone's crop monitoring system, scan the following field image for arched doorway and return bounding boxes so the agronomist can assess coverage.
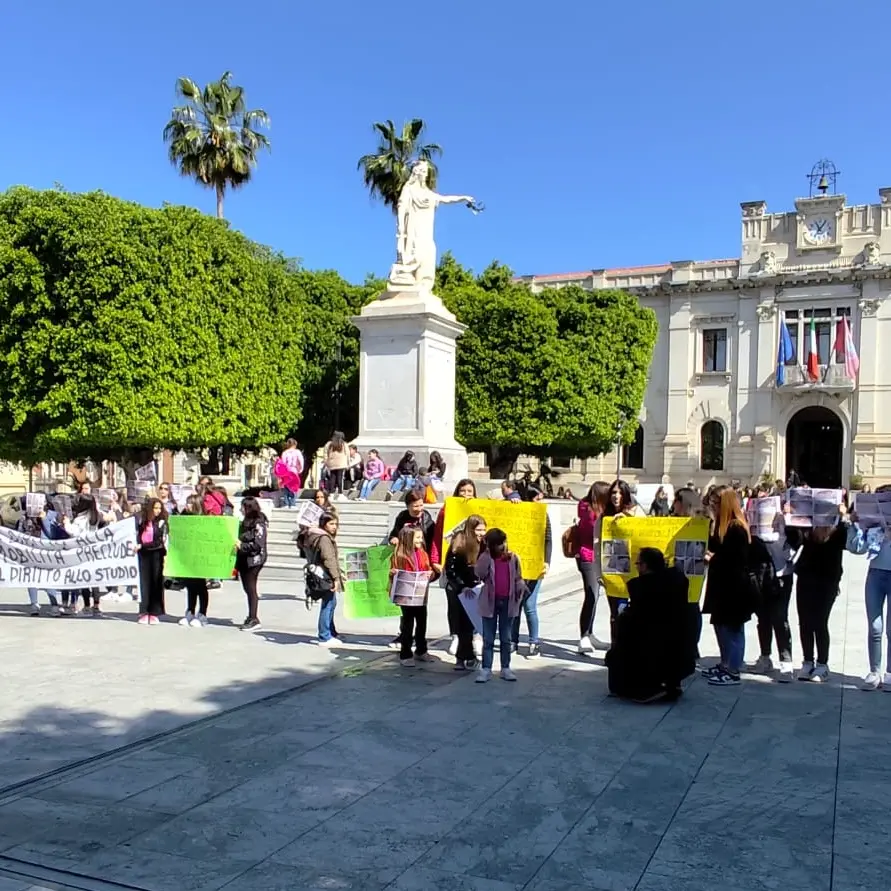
[785,406,843,488]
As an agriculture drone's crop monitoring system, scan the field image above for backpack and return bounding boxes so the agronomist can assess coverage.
[303,538,335,599]
[561,523,581,559]
[747,536,779,610]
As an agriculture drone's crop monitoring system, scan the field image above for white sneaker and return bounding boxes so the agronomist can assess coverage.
[447,635,459,657]
[475,668,492,683]
[798,661,815,681]
[500,668,517,682]
[777,661,794,683]
[578,635,594,655]
[862,671,882,691]
[811,663,830,683]
[591,635,610,651]
[190,614,207,628]
[883,673,891,692]
[753,655,773,674]
[178,612,194,627]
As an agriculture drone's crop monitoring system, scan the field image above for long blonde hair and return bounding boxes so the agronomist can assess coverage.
[451,515,486,565]
[716,488,750,542]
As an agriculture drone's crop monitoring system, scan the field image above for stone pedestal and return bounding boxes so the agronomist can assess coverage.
[352,287,468,484]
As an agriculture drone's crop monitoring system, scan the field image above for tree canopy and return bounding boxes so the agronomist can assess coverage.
[0,187,320,468]
[438,255,657,475]
[357,119,441,214]
[163,71,270,219]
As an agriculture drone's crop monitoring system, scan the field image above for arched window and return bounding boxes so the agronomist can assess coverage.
[621,425,645,470]
[700,421,724,471]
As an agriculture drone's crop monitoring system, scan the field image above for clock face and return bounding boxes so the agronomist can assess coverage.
[805,218,833,245]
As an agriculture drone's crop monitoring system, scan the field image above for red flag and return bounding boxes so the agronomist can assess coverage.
[806,317,820,381]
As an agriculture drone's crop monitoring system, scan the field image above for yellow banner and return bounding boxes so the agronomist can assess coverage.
[442,497,548,579]
[601,516,710,603]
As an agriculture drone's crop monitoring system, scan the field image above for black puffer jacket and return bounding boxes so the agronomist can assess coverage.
[237,516,268,569]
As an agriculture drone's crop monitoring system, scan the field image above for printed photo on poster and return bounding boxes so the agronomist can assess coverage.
[854,491,891,529]
[389,570,429,607]
[672,540,707,577]
[602,539,631,575]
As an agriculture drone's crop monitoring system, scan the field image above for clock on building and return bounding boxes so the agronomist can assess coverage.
[804,218,833,246]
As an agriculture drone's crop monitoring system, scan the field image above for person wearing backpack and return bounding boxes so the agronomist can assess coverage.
[303,512,343,645]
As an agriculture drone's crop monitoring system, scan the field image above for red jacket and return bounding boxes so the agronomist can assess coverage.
[392,548,432,573]
[203,490,227,516]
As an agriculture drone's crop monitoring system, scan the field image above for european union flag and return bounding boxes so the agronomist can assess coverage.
[776,321,794,386]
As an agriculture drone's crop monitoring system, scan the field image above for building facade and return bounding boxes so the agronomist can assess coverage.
[516,185,891,490]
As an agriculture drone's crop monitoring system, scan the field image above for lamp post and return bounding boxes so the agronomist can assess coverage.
[615,413,627,480]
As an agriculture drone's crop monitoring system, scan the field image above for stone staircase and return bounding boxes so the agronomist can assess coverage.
[263,501,583,609]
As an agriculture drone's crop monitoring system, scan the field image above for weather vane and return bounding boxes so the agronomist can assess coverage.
[807,159,840,197]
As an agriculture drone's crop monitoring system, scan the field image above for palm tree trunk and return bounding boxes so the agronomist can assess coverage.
[216,183,224,219]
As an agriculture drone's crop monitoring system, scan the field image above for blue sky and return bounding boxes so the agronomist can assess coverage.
[3,1,890,284]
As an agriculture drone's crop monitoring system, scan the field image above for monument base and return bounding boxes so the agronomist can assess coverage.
[352,286,469,488]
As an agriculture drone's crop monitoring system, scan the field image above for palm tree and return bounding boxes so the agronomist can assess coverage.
[357,119,442,214]
[163,71,270,219]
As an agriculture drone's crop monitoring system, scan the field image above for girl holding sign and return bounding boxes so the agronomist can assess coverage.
[136,498,168,625]
[391,525,434,667]
[445,514,487,671]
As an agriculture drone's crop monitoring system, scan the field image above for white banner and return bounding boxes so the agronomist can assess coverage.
[0,517,138,589]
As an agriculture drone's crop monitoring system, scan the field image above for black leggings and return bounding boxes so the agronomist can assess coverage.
[328,468,346,495]
[797,578,837,665]
[139,550,166,616]
[240,565,262,621]
[185,579,209,617]
[446,584,462,636]
[576,559,600,636]
[756,575,793,662]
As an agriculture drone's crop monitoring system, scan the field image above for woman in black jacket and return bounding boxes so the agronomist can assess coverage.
[136,498,168,625]
[793,505,849,682]
[702,488,755,686]
[385,451,420,501]
[445,515,487,670]
[236,497,268,632]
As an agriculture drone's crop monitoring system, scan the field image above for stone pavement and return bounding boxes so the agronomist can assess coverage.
[0,554,888,891]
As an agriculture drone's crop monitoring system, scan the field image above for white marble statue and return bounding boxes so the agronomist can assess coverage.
[387,160,475,292]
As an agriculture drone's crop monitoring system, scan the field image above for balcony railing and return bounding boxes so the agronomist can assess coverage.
[775,363,855,391]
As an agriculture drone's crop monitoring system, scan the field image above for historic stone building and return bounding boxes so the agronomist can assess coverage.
[514,181,891,490]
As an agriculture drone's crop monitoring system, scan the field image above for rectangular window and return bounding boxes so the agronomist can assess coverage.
[702,328,727,373]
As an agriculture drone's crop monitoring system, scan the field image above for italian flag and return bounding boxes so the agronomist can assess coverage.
[806,317,820,380]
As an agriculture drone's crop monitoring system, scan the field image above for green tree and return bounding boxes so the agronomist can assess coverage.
[0,187,306,473]
[441,260,657,477]
[163,71,270,219]
[357,119,441,213]
[290,269,379,459]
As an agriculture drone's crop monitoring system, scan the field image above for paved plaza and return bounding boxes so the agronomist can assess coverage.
[0,555,888,891]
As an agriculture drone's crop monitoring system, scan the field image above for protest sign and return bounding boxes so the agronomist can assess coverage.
[785,487,844,528]
[745,496,781,542]
[458,586,483,634]
[126,481,154,504]
[340,545,400,620]
[600,516,710,603]
[165,515,239,579]
[169,485,195,511]
[295,500,324,529]
[390,570,429,607]
[853,491,891,529]
[53,494,73,519]
[94,488,116,511]
[25,493,46,518]
[0,517,138,589]
[442,497,548,578]
[135,462,157,482]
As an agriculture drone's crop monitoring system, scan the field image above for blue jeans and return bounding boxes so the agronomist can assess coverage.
[389,475,415,495]
[359,478,380,500]
[715,624,745,674]
[318,592,337,642]
[28,588,60,607]
[482,598,512,670]
[865,567,891,672]
[282,487,297,508]
[512,580,540,645]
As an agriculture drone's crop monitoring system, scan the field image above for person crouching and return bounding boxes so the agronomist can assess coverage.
[606,547,693,703]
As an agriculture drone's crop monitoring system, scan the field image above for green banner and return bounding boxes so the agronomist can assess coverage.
[165,515,240,579]
[341,545,400,619]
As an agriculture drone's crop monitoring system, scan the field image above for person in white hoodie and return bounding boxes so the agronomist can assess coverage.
[63,495,105,615]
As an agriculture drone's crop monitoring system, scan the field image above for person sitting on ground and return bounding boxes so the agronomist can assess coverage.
[605,547,692,703]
